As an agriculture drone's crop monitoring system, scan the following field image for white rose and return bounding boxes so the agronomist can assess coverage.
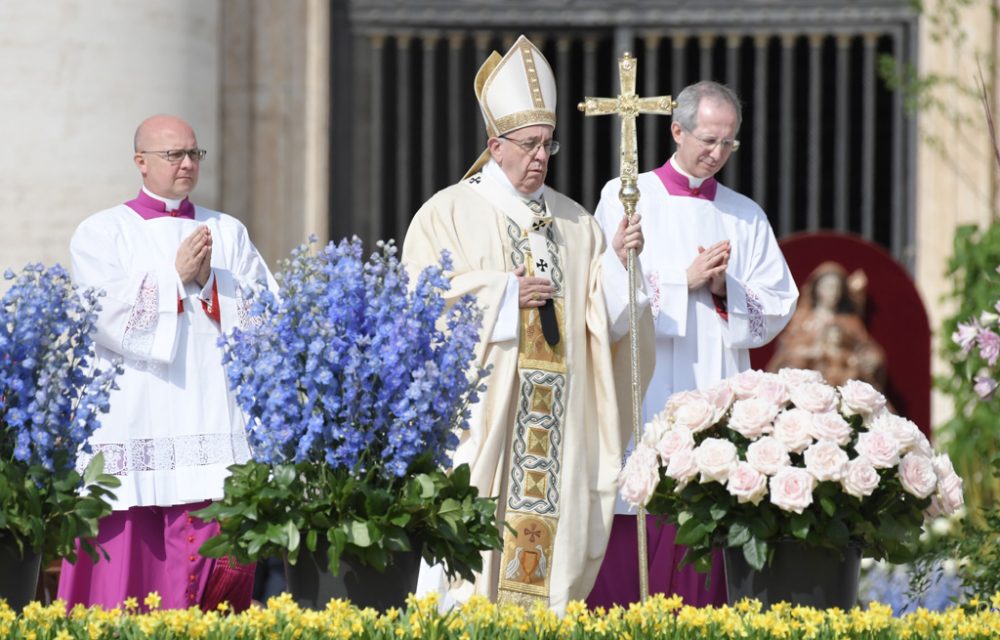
[653,427,695,464]
[665,449,699,488]
[867,412,923,454]
[789,382,839,413]
[838,379,887,417]
[704,381,735,419]
[618,443,660,508]
[668,392,717,434]
[727,462,768,505]
[809,411,854,446]
[727,398,780,440]
[898,452,937,499]
[772,408,816,453]
[932,453,957,479]
[730,369,764,399]
[756,375,791,406]
[693,438,738,484]
[841,456,880,499]
[641,413,670,447]
[854,430,901,469]
[803,441,849,482]
[778,368,824,385]
[745,436,791,475]
[769,467,816,513]
[931,454,965,516]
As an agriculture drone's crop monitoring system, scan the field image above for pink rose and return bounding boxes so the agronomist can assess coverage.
[769,467,816,513]
[653,427,695,464]
[745,436,791,475]
[693,438,738,484]
[789,382,839,413]
[730,369,765,400]
[727,462,768,505]
[777,368,824,385]
[841,457,880,498]
[727,398,780,440]
[803,441,849,482]
[839,380,887,417]
[756,374,791,406]
[854,431,901,469]
[618,443,660,508]
[703,381,735,418]
[772,408,816,453]
[665,449,698,488]
[667,391,717,434]
[809,411,853,446]
[898,452,937,499]
[867,413,923,454]
[642,413,670,447]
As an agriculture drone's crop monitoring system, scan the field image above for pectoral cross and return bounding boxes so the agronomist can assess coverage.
[578,52,674,603]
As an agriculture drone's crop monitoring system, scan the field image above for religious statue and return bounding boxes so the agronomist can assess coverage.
[766,262,887,389]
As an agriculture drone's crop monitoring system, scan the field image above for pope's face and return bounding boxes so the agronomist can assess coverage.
[488,124,554,195]
[134,117,201,200]
[671,98,739,179]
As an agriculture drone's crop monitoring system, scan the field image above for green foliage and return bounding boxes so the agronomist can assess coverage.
[194,454,502,583]
[0,452,120,563]
[937,223,1000,513]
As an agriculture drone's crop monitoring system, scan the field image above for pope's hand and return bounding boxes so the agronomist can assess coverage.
[613,213,644,267]
[515,265,554,308]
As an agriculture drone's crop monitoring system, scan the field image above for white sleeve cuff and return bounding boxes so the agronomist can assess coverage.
[489,273,519,343]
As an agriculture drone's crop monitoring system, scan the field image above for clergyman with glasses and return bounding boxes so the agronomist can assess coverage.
[403,36,653,614]
[587,81,799,608]
[57,114,276,611]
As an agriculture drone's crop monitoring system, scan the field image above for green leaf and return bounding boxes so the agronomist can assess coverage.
[348,520,372,547]
[284,521,301,554]
[415,474,436,499]
[83,453,106,486]
[727,523,752,547]
[742,537,767,571]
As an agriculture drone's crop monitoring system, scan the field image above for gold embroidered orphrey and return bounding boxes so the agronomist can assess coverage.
[496,211,568,608]
[578,52,674,602]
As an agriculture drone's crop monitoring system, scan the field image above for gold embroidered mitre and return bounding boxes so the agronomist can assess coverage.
[463,35,558,179]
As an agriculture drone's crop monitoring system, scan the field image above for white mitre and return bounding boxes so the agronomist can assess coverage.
[463,35,557,179]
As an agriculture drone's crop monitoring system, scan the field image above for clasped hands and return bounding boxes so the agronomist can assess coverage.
[687,239,729,297]
[176,225,213,287]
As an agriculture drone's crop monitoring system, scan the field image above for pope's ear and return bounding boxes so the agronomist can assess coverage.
[487,137,503,161]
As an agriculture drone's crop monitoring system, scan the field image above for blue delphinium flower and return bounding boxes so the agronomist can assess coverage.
[1,264,121,474]
[219,238,489,481]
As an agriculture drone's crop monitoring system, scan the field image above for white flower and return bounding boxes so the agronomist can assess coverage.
[772,408,816,453]
[693,438,738,484]
[641,413,670,447]
[841,457,880,498]
[666,391,717,434]
[728,398,780,440]
[808,411,853,446]
[867,412,923,454]
[803,441,849,482]
[756,374,791,406]
[839,379,887,417]
[769,467,816,513]
[730,369,765,400]
[897,452,937,499]
[665,449,698,489]
[930,454,965,516]
[726,462,768,505]
[745,436,791,475]
[789,382,839,413]
[653,427,695,464]
[778,368,824,385]
[854,430,901,469]
[618,443,660,508]
[703,381,735,419]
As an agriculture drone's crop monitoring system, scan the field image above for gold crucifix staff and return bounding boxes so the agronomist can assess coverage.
[578,52,674,602]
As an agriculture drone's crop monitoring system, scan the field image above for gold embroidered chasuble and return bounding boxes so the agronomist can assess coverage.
[402,172,652,613]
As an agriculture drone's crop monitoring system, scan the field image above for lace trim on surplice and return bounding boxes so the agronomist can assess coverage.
[121,273,159,358]
[78,433,252,476]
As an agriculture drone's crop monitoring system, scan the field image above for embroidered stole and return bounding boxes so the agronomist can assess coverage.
[464,173,568,608]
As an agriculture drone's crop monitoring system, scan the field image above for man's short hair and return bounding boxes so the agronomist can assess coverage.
[672,81,743,133]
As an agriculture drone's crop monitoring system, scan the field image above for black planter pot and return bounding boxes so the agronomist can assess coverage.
[284,544,421,611]
[0,536,42,611]
[723,541,861,609]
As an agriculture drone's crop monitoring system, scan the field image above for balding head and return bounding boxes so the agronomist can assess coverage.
[133,115,201,199]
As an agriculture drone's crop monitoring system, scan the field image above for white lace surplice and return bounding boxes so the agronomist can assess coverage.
[70,204,275,510]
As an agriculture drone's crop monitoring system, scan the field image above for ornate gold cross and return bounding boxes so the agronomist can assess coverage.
[578,52,674,603]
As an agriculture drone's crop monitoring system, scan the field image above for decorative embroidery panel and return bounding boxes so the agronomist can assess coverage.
[647,271,662,318]
[507,370,565,514]
[122,273,159,358]
[505,217,565,297]
[78,433,252,476]
[745,286,766,344]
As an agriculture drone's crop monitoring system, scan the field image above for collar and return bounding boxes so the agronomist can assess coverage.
[483,159,545,203]
[652,155,718,200]
[125,188,196,220]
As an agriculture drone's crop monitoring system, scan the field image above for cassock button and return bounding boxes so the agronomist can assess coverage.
[189,574,197,583]
[187,535,195,543]
[187,516,194,524]
[690,187,700,196]
[189,554,196,562]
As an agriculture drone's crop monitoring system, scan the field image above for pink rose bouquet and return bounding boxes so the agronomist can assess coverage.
[618,369,964,572]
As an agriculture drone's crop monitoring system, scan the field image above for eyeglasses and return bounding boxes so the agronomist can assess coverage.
[499,135,560,156]
[683,128,740,152]
[139,148,208,163]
